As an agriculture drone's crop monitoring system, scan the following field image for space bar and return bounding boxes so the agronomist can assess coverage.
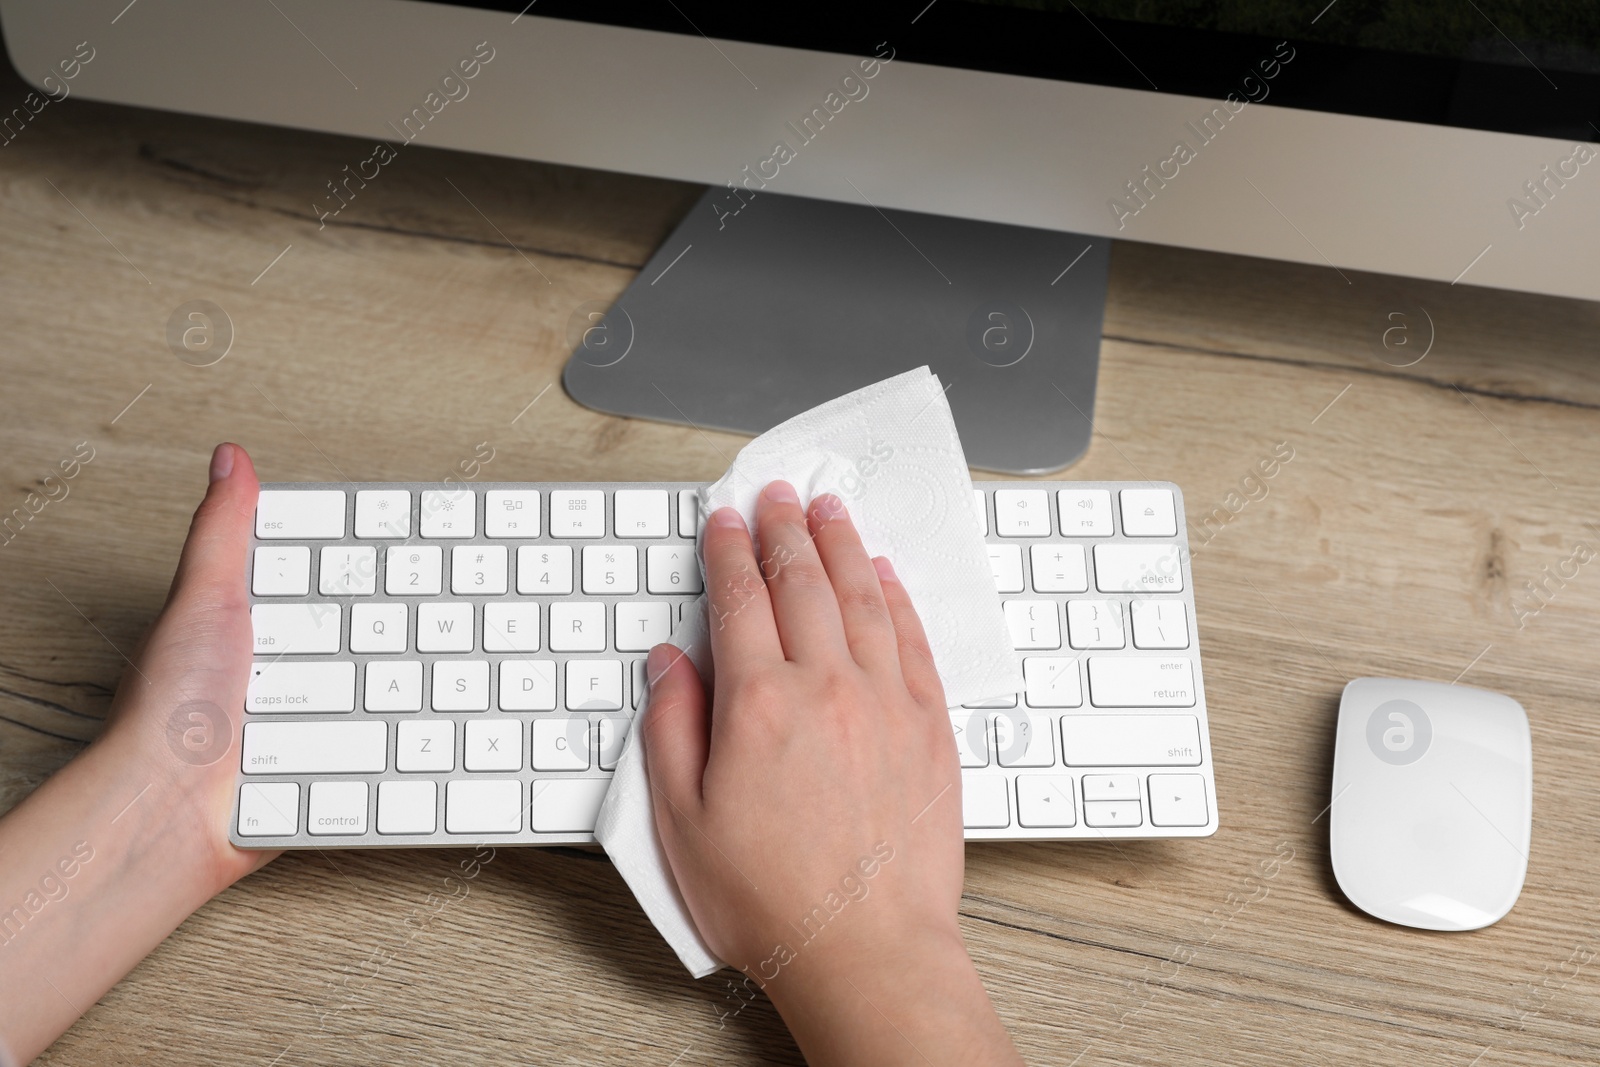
[242,721,387,774]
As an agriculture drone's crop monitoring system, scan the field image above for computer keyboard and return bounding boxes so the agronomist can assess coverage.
[231,481,1216,848]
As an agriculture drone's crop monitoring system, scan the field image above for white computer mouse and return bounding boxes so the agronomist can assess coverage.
[1330,677,1532,931]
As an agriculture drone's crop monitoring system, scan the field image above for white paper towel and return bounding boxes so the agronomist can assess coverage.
[593,366,1023,977]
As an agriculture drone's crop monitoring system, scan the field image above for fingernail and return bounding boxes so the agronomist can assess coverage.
[872,556,897,583]
[646,644,673,683]
[209,443,234,483]
[764,480,800,504]
[710,507,745,529]
[813,493,846,521]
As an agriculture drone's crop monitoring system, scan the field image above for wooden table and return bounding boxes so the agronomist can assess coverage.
[3,57,1598,1067]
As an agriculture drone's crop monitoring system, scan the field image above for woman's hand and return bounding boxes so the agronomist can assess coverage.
[644,480,1023,1066]
[0,443,273,1064]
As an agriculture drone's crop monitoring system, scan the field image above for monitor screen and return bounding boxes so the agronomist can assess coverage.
[444,0,1600,139]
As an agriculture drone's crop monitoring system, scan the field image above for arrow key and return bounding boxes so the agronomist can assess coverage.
[1084,799,1143,828]
[1016,775,1077,828]
[1148,773,1209,827]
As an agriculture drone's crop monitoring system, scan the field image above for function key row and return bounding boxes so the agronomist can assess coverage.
[976,487,1177,538]
[256,489,704,541]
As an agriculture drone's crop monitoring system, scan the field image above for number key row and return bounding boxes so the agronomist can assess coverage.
[253,544,703,597]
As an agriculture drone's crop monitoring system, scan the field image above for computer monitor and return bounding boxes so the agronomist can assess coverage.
[5,2,1595,470]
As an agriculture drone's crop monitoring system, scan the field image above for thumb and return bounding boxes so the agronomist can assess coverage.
[642,642,710,812]
[166,443,260,613]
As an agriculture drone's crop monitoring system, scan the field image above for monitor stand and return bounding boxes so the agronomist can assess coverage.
[562,188,1109,475]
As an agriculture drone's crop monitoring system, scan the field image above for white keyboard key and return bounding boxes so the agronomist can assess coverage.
[1149,774,1210,827]
[1060,714,1202,766]
[1082,774,1141,801]
[567,660,624,710]
[1023,656,1082,708]
[1058,489,1112,536]
[614,489,670,537]
[1084,800,1143,828]
[529,779,610,834]
[962,774,1011,828]
[1087,657,1195,707]
[1120,488,1177,537]
[247,660,355,713]
[355,489,410,538]
[517,545,573,594]
[396,719,454,772]
[252,546,310,596]
[988,544,1024,593]
[432,659,490,711]
[350,602,407,654]
[483,603,540,652]
[632,659,646,710]
[364,661,422,712]
[550,490,605,537]
[583,545,639,594]
[615,602,671,652]
[500,660,557,711]
[1029,544,1087,593]
[377,780,437,835]
[308,781,368,836]
[598,717,629,770]
[237,782,299,836]
[251,603,341,655]
[1016,776,1077,828]
[445,779,522,834]
[677,489,701,538]
[1003,600,1061,650]
[465,719,522,772]
[257,489,345,539]
[419,489,476,538]
[417,602,473,653]
[951,715,990,767]
[319,546,377,596]
[484,490,539,538]
[993,489,1050,537]
[1067,600,1125,649]
[386,546,442,596]
[1131,600,1189,650]
[973,489,988,535]
[242,720,386,774]
[646,545,703,594]
[452,545,508,594]
[549,602,606,652]
[996,710,1055,767]
[532,717,591,770]
[1094,543,1184,593]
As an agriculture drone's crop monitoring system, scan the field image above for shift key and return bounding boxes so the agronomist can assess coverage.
[1060,714,1202,766]
[247,661,355,713]
[243,720,386,774]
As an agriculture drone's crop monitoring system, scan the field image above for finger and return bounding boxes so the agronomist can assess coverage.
[872,556,946,710]
[701,506,784,678]
[753,481,848,663]
[807,495,899,673]
[167,443,259,615]
[642,643,711,810]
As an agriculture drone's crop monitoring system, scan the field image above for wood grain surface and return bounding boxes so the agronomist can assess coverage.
[2,53,1598,1067]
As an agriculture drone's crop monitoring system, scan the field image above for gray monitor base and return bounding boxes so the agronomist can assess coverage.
[563,188,1109,475]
